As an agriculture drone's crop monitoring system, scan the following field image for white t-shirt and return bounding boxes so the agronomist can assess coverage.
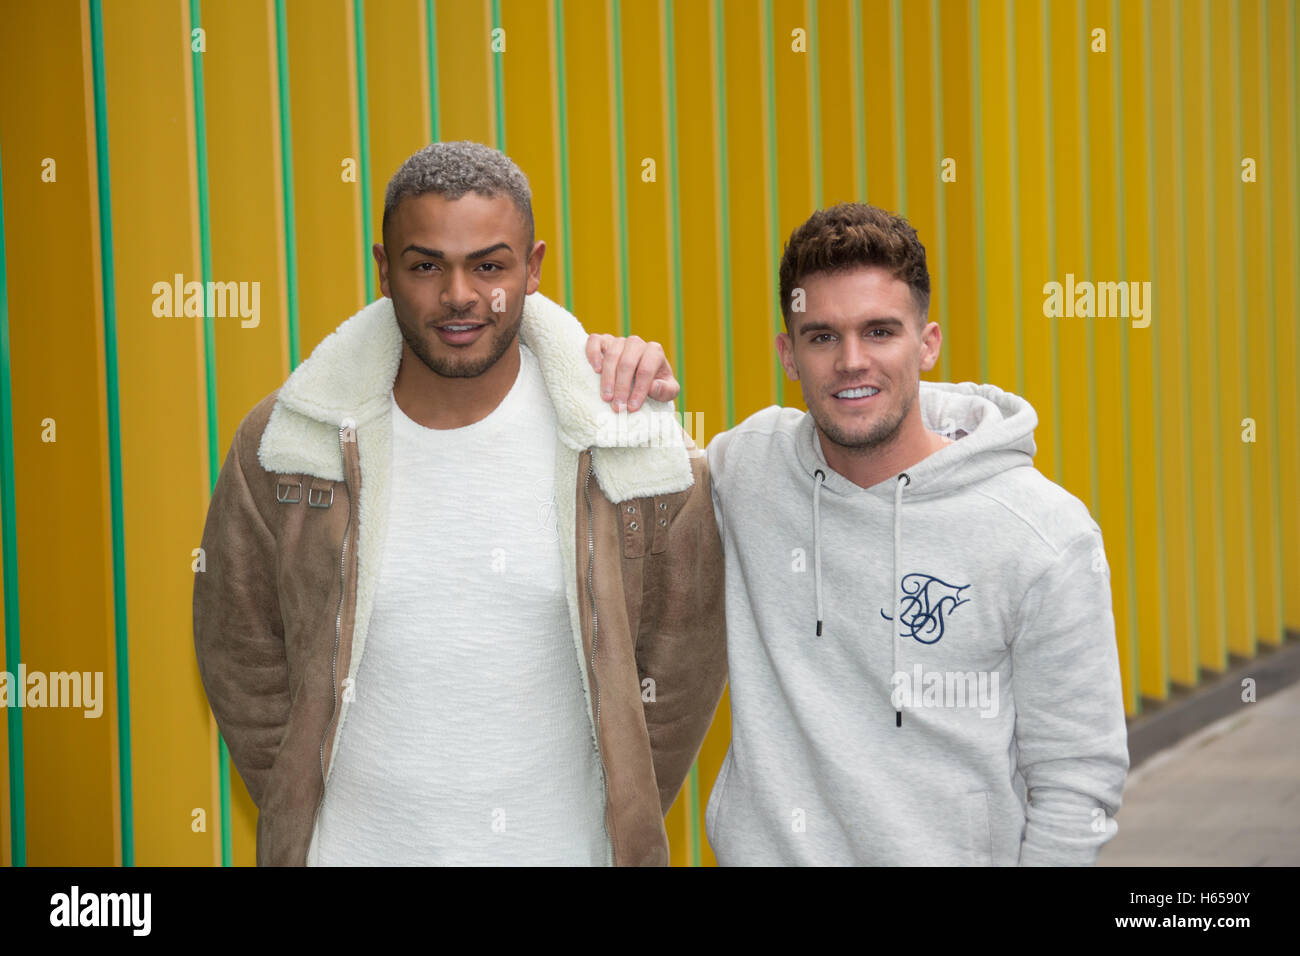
[308,343,610,865]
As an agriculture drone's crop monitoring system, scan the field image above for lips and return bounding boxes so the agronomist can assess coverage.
[432,321,488,346]
[832,384,881,403]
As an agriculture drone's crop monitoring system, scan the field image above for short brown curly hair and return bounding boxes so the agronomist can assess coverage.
[778,203,930,327]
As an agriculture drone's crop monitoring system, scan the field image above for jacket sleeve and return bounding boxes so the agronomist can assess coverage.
[636,443,729,817]
[192,418,291,810]
[1011,526,1130,866]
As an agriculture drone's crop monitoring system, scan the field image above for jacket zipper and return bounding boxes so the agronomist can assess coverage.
[311,426,352,849]
[583,454,613,861]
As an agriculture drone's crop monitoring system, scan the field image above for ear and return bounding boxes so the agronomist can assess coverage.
[775,331,800,381]
[525,240,546,296]
[374,242,390,299]
[919,320,942,372]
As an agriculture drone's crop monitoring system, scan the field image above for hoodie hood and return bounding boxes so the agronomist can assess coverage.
[792,381,1039,500]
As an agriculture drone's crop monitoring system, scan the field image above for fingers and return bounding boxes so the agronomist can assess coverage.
[590,334,678,411]
[611,336,646,409]
[627,340,673,411]
[599,337,625,402]
[648,372,681,404]
[585,333,607,372]
[584,333,625,402]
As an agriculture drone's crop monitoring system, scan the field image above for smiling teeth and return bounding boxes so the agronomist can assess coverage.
[836,386,879,398]
[444,325,476,331]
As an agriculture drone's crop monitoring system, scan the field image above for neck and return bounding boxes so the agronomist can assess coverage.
[392,339,522,429]
[818,404,949,490]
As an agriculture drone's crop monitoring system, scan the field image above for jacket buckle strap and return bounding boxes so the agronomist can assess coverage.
[622,501,646,558]
[276,478,303,504]
[308,480,334,509]
[650,496,673,554]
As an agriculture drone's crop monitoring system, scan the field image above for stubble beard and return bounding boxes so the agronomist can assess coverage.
[395,296,523,379]
[815,386,915,456]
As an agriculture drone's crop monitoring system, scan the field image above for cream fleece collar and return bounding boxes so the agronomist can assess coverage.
[256,292,694,501]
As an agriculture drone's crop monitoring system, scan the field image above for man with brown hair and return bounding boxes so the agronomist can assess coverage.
[590,202,1129,865]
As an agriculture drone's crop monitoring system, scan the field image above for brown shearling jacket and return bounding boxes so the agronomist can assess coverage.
[192,292,727,866]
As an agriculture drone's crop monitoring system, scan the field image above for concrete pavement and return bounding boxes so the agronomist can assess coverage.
[1099,679,1300,866]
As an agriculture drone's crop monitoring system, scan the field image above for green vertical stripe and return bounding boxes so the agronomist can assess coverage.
[1142,0,1170,695]
[492,0,505,152]
[89,0,134,867]
[1201,0,1228,662]
[851,0,867,203]
[191,0,218,486]
[660,9,693,855]
[553,0,573,309]
[698,0,737,868]
[1229,0,1257,653]
[809,0,821,209]
[1172,0,1201,667]
[1006,0,1023,396]
[1260,0,1283,644]
[1111,0,1141,713]
[890,0,905,216]
[0,129,25,868]
[1076,0,1100,519]
[611,0,630,338]
[426,0,440,142]
[1289,0,1300,576]
[189,0,232,868]
[1042,0,1061,484]
[1284,0,1294,582]
[762,0,782,405]
[275,0,301,370]
[353,0,375,303]
[970,1,987,382]
[663,0,685,410]
[929,0,948,380]
[714,0,733,430]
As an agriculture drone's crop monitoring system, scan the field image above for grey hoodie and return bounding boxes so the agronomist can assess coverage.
[704,381,1129,866]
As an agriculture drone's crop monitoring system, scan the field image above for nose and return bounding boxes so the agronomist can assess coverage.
[837,333,870,374]
[441,268,477,313]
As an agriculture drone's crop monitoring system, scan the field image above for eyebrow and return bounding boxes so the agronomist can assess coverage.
[401,241,513,259]
[799,316,906,335]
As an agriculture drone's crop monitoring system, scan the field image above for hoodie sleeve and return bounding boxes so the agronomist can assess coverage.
[704,430,731,539]
[1011,525,1130,866]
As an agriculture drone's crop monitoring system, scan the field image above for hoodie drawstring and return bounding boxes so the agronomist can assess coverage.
[891,472,911,726]
[811,468,911,726]
[813,469,826,636]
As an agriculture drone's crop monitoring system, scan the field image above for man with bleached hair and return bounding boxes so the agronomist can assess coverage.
[194,141,726,866]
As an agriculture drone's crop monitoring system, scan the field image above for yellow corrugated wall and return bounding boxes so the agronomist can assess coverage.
[0,0,1296,867]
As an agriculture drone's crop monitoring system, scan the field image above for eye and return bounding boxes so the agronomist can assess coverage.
[868,328,893,338]
[477,262,502,273]
[811,333,834,343]
[414,262,438,273]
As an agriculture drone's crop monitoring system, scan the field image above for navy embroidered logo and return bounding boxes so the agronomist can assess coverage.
[880,573,972,644]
